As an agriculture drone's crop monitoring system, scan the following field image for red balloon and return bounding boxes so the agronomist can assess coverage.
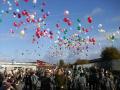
[63,18,69,22]
[32,19,35,23]
[50,35,53,39]
[22,10,29,16]
[85,29,89,32]
[36,31,40,38]
[89,38,92,42]
[37,27,40,31]
[88,16,92,23]
[40,31,43,36]
[22,10,26,16]
[92,38,96,42]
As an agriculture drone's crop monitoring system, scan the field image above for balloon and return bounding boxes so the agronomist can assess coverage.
[63,36,66,40]
[13,22,18,27]
[16,9,20,13]
[30,14,35,20]
[42,2,46,6]
[98,29,105,33]
[98,24,102,28]
[43,14,47,19]
[9,7,12,11]
[77,18,80,22]
[20,30,25,36]
[15,1,19,6]
[78,23,81,27]
[18,13,21,18]
[49,31,53,35]
[92,38,96,42]
[24,0,29,2]
[64,10,69,16]
[57,31,60,34]
[50,35,53,39]
[22,10,29,16]
[33,0,37,4]
[77,26,80,30]
[85,29,88,32]
[10,29,14,34]
[41,9,44,12]
[22,10,26,16]
[63,18,69,22]
[26,18,30,22]
[87,16,92,23]
[56,23,60,28]
[67,21,72,26]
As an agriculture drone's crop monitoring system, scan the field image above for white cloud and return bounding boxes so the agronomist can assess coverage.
[112,16,120,22]
[86,7,103,17]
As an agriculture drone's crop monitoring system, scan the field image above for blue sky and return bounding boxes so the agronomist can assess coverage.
[0,0,120,63]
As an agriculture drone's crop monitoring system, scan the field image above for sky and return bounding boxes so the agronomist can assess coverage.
[0,0,120,63]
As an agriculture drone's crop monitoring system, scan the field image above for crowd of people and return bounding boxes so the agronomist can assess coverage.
[0,66,120,90]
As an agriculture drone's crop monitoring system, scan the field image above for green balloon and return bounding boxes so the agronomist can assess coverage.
[77,26,81,30]
[64,29,67,34]
[111,35,115,40]
[68,41,71,43]
[77,18,80,22]
[63,36,66,40]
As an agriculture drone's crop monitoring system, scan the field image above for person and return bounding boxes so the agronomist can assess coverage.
[105,72,115,90]
[0,72,4,87]
[78,73,86,90]
[55,68,67,90]
[41,69,52,90]
[31,71,39,90]
[23,72,32,90]
[67,75,72,90]
[116,75,120,90]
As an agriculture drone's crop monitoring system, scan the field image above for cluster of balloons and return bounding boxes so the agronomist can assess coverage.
[1,0,120,59]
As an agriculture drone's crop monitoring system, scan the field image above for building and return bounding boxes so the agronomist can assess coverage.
[0,61,37,72]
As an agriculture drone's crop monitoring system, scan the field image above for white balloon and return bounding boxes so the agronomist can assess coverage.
[16,9,20,12]
[9,7,12,11]
[33,0,37,4]
[20,30,25,36]
[30,14,35,20]
[64,10,69,16]
[98,24,103,28]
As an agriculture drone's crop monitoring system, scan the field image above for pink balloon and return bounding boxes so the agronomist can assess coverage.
[24,0,29,2]
[43,14,47,19]
[26,18,30,22]
[13,22,18,27]
[67,21,72,26]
